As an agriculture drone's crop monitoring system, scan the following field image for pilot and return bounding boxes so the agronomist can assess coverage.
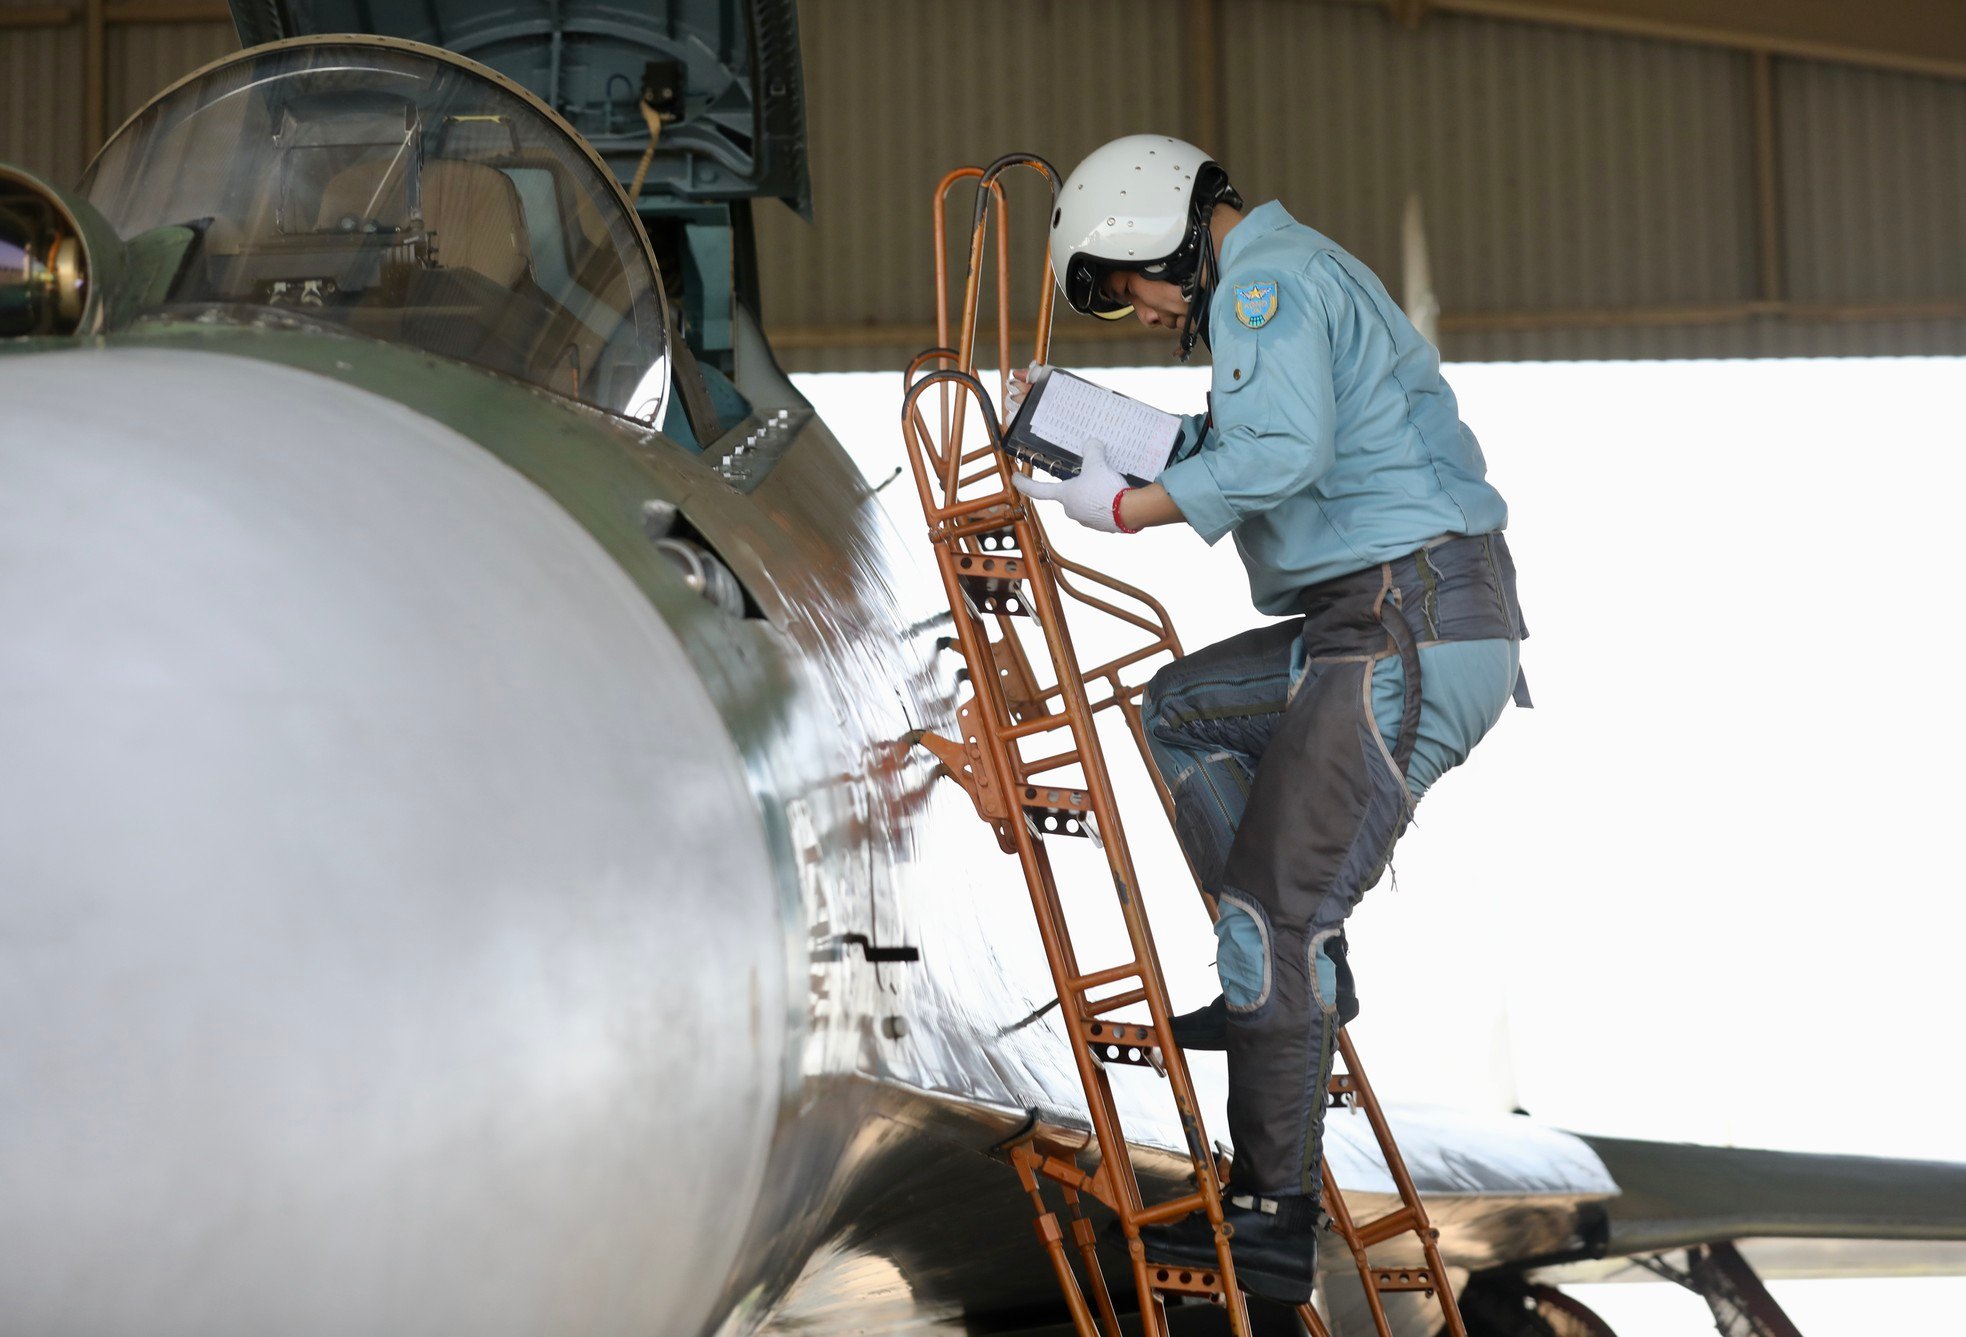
[1013,134,1527,1305]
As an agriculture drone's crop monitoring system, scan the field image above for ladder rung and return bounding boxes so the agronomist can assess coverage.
[1354,1206,1421,1249]
[1087,987,1148,1016]
[1002,713,1070,741]
[1018,747,1078,774]
[1073,962,1140,991]
[934,493,1017,526]
[939,508,1018,541]
[1132,1191,1207,1226]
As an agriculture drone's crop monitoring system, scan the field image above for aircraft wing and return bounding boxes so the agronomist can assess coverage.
[763,1061,1966,1333]
[1541,1133,1966,1282]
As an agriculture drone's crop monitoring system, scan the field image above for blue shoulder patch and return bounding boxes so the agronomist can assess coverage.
[1233,280,1279,329]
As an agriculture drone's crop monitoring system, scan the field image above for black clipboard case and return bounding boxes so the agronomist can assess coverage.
[1001,371,1177,487]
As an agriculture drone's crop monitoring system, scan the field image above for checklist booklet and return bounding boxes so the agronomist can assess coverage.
[1003,369,1183,486]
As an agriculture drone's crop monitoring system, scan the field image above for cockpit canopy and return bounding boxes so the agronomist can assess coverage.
[81,38,670,422]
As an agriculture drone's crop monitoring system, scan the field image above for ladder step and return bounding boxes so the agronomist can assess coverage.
[954,546,1026,577]
[1024,805,1092,838]
[1083,1019,1156,1045]
[1370,1267,1440,1294]
[1021,781,1094,839]
[954,553,1031,618]
[1082,1019,1162,1068]
[1021,784,1091,811]
[1145,1263,1225,1297]
[958,572,1031,617]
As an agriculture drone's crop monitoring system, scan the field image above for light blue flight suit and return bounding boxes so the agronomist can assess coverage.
[1140,201,1527,1199]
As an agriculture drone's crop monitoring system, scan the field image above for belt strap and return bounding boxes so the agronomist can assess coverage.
[1378,598,1423,777]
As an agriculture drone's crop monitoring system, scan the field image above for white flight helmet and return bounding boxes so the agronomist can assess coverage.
[1049,134,1239,324]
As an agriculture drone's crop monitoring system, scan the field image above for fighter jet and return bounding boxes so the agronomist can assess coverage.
[2,5,1963,1335]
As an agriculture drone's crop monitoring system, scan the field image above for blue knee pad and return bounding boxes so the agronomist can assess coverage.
[1214,893,1272,1011]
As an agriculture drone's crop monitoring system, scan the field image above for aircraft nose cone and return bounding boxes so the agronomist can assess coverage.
[0,348,785,1335]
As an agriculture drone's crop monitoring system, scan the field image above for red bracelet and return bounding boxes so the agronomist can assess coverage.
[1111,488,1141,534]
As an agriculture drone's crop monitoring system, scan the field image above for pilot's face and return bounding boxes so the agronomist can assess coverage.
[1103,268,1192,341]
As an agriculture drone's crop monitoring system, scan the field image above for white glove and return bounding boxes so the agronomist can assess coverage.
[1003,360,1046,418]
[1011,438,1130,534]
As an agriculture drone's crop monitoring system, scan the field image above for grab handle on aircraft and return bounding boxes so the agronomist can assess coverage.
[838,933,920,965]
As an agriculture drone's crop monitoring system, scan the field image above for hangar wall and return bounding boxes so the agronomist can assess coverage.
[761,0,1966,370]
[0,2,235,186]
[4,0,1963,371]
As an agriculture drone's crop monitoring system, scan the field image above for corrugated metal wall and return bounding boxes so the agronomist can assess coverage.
[0,3,235,185]
[754,0,1197,372]
[103,19,237,137]
[1457,41,1966,359]
[0,4,89,186]
[1226,4,1756,316]
[4,1,1963,368]
[758,0,1966,368]
[1781,60,1966,306]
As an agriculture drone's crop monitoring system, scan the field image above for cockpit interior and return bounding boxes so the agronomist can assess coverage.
[81,41,675,425]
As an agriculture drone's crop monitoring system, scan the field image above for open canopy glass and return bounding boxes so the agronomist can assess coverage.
[81,37,670,422]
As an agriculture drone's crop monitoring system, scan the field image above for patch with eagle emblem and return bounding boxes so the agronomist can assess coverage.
[1233,280,1278,329]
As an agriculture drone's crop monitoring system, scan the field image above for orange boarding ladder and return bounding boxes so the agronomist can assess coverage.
[899,155,1467,1337]
[902,154,1249,1337]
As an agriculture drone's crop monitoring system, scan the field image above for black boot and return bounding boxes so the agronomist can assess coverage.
[1169,995,1228,1050]
[1327,933,1359,1026]
[1138,1192,1318,1305]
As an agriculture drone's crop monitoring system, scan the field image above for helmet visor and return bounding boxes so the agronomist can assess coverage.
[1065,253,1134,321]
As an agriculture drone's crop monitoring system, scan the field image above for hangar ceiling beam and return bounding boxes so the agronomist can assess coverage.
[1389,0,1966,82]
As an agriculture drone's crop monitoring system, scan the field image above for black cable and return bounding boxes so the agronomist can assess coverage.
[995,997,1061,1036]
[1179,220,1217,363]
[1177,169,1239,362]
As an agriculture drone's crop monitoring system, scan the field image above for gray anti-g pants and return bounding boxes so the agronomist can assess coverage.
[1141,534,1526,1198]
